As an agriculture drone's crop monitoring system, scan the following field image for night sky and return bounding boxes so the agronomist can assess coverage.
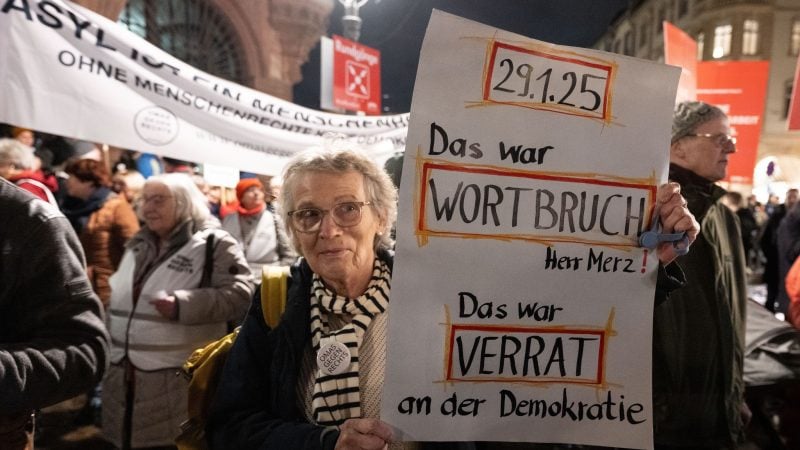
[293,0,630,113]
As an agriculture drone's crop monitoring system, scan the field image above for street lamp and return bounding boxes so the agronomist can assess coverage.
[339,0,369,42]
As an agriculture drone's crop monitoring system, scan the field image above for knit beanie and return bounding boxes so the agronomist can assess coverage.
[236,178,263,201]
[671,101,726,144]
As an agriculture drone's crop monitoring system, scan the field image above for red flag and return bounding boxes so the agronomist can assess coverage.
[663,22,697,103]
[697,61,770,185]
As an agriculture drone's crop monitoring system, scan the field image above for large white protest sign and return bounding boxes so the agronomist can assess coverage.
[0,0,409,175]
[382,11,679,449]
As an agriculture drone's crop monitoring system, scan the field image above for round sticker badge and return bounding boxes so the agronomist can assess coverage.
[316,341,352,376]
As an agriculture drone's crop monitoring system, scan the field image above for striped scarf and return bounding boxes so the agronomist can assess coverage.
[309,258,391,426]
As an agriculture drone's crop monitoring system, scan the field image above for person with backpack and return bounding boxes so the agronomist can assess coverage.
[205,147,696,450]
[102,173,253,449]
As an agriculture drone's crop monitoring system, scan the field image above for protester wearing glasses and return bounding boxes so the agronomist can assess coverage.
[102,173,253,449]
[207,148,400,449]
[654,101,749,449]
[222,177,297,276]
[206,146,697,450]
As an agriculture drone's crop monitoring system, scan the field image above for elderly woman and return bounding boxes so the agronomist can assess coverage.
[208,148,400,449]
[207,148,698,450]
[62,158,140,306]
[222,177,297,274]
[103,173,253,449]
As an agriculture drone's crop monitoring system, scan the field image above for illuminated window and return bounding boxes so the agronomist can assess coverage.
[697,32,704,59]
[712,24,732,58]
[791,20,800,56]
[118,0,246,84]
[742,20,759,55]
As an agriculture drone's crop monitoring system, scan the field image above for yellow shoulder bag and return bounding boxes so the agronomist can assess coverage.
[175,266,290,450]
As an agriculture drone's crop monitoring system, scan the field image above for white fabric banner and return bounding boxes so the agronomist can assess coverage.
[382,11,679,449]
[0,0,409,175]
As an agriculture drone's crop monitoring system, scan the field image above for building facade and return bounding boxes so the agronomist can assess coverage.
[595,0,800,195]
[73,0,334,101]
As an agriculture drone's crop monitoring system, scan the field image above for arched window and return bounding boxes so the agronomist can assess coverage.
[118,0,246,84]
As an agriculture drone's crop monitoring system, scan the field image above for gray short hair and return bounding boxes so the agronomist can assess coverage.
[280,147,398,255]
[671,101,727,144]
[0,138,34,169]
[141,173,210,228]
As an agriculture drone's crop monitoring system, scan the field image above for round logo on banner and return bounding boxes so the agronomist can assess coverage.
[133,106,179,146]
[316,341,351,376]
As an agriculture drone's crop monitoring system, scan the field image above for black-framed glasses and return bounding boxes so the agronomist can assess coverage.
[686,133,737,147]
[288,201,372,233]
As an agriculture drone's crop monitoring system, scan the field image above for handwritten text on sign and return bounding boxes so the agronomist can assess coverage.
[418,160,656,247]
[384,10,680,449]
[482,42,615,121]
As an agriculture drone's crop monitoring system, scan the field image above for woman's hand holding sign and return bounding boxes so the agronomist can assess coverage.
[335,418,393,450]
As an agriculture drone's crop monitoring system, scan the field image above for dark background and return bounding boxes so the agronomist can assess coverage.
[293,0,629,113]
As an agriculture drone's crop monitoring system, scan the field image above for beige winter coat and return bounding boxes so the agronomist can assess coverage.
[102,220,253,447]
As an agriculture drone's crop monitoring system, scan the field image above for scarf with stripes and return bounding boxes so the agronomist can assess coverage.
[309,258,390,426]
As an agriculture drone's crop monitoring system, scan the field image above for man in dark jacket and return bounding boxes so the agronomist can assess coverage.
[653,101,748,449]
[0,178,110,448]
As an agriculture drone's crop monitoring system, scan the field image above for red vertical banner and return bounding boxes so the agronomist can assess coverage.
[788,54,800,130]
[697,61,770,185]
[663,21,697,103]
[332,35,382,115]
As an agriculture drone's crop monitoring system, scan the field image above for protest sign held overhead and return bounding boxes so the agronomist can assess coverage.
[0,0,408,174]
[382,11,679,449]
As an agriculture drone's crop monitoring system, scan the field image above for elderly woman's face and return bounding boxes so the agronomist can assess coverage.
[140,182,178,239]
[291,171,384,289]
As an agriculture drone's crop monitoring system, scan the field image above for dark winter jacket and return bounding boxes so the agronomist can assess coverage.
[652,164,747,448]
[0,179,109,440]
[207,250,477,450]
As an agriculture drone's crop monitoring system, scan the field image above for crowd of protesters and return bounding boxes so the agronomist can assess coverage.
[0,125,297,449]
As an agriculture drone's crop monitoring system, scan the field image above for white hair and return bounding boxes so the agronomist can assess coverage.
[0,138,34,169]
[141,173,210,228]
[280,146,398,255]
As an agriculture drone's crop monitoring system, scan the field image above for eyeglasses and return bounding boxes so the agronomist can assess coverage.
[288,201,371,233]
[686,133,737,147]
[137,194,173,207]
